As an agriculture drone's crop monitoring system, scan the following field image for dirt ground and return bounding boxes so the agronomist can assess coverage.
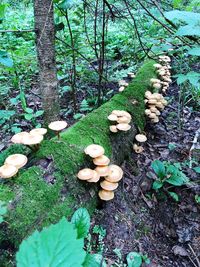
[91,82,200,267]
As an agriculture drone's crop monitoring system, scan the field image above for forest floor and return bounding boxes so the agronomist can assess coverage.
[0,69,200,267]
[91,82,200,267]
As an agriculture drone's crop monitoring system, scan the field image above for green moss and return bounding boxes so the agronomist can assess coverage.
[0,60,157,261]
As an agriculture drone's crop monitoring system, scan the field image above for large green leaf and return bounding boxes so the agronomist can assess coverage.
[151,160,166,179]
[188,46,200,56]
[16,217,86,267]
[164,10,200,25]
[83,254,107,267]
[71,208,90,239]
[127,252,142,267]
[176,25,200,37]
[166,165,189,186]
[0,50,13,67]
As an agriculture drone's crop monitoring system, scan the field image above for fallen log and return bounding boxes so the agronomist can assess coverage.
[0,60,156,264]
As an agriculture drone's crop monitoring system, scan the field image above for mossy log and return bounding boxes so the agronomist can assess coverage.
[0,60,157,265]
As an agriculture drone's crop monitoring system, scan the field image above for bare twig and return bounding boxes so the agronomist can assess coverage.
[188,244,200,267]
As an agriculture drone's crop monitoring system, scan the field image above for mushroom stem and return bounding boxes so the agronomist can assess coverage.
[57,131,60,140]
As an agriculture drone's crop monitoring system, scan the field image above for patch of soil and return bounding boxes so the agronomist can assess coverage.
[91,81,200,267]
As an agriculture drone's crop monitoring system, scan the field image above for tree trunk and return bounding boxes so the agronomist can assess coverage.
[34,0,60,123]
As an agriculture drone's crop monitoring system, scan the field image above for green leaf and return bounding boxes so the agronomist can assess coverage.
[151,160,166,179]
[176,74,188,85]
[16,217,86,267]
[193,166,200,173]
[71,208,90,239]
[0,110,15,124]
[24,113,34,120]
[153,180,163,190]
[166,166,189,186]
[25,108,34,114]
[187,46,200,56]
[0,201,7,224]
[168,191,179,201]
[176,25,200,37]
[35,110,44,117]
[0,50,13,67]
[73,113,84,120]
[164,10,200,25]
[83,254,107,267]
[195,195,200,204]
[127,252,142,267]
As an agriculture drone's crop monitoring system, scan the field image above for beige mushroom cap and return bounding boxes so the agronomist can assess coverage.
[151,117,159,123]
[105,165,123,182]
[148,99,157,105]
[93,155,110,166]
[133,144,144,153]
[119,111,132,119]
[119,86,125,92]
[153,63,162,69]
[22,134,44,145]
[153,83,162,90]
[100,180,118,191]
[77,168,94,180]
[117,116,131,124]
[48,121,68,132]
[107,114,118,122]
[150,78,161,84]
[87,170,100,183]
[145,91,152,99]
[30,128,47,136]
[5,154,28,169]
[135,134,147,143]
[95,166,110,177]
[84,144,105,158]
[98,189,114,201]
[118,80,128,87]
[148,112,157,119]
[116,123,131,131]
[109,125,118,133]
[0,164,18,179]
[145,109,151,116]
[11,132,29,144]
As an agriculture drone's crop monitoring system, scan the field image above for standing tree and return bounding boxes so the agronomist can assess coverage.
[34,0,60,123]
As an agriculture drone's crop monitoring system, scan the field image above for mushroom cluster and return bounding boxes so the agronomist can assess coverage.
[0,154,28,179]
[144,91,167,123]
[77,144,123,201]
[153,55,172,93]
[108,110,132,133]
[133,134,147,153]
[118,79,129,92]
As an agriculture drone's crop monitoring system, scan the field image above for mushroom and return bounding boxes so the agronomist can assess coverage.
[95,166,110,177]
[145,109,151,116]
[127,72,135,78]
[145,91,152,99]
[77,168,94,180]
[93,155,110,166]
[0,164,18,179]
[116,123,131,131]
[118,80,129,87]
[48,121,68,139]
[152,83,162,90]
[117,116,131,124]
[84,144,105,158]
[151,117,159,123]
[156,102,165,110]
[105,165,123,183]
[133,144,144,153]
[5,154,28,169]
[109,125,118,133]
[98,189,114,201]
[119,86,125,92]
[11,131,30,144]
[147,99,157,105]
[153,63,162,69]
[87,170,100,183]
[150,107,161,116]
[135,134,147,143]
[100,180,118,191]
[30,128,47,136]
[148,113,157,119]
[107,114,118,122]
[22,134,44,150]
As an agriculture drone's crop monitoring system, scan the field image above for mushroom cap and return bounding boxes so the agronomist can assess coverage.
[105,164,123,182]
[87,170,100,183]
[161,99,168,106]
[100,180,118,191]
[153,63,162,69]
[11,132,29,144]
[133,144,144,153]
[153,93,162,100]
[95,166,110,177]
[0,164,18,179]
[156,102,165,110]
[145,109,151,116]
[98,189,114,201]
[93,155,110,166]
[48,121,68,132]
[135,134,147,143]
[150,107,161,116]
[119,111,132,119]
[151,117,159,123]
[145,91,152,98]
[5,154,28,169]
[116,123,131,131]
[150,78,161,84]
[117,116,131,124]
[22,134,43,145]
[107,114,118,122]
[148,112,157,119]
[148,99,157,105]
[77,168,94,180]
[109,125,118,133]
[153,83,162,89]
[119,86,125,92]
[84,144,105,158]
[118,80,128,86]
[30,128,47,136]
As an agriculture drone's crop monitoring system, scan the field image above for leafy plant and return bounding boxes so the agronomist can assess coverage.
[126,252,150,267]
[0,201,7,224]
[16,208,106,267]
[151,160,189,191]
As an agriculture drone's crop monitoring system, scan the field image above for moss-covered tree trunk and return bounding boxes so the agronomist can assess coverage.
[34,0,60,123]
[0,61,157,266]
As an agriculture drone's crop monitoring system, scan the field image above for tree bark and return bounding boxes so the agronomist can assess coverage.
[34,0,60,123]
